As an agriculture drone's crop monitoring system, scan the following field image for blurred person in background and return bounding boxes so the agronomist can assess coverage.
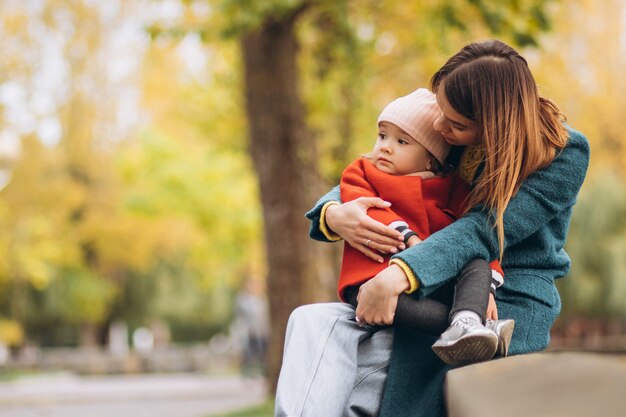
[233,277,269,376]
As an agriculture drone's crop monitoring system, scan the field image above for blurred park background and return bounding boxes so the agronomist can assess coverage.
[0,0,625,414]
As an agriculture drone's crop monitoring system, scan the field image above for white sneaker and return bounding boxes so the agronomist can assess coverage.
[432,317,498,366]
[485,319,515,357]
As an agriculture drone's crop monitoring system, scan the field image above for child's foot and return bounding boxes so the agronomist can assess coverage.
[432,317,498,366]
[485,319,515,357]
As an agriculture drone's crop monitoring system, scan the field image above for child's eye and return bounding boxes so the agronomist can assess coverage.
[398,138,409,145]
[378,133,386,140]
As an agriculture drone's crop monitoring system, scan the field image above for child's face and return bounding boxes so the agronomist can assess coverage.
[372,122,434,175]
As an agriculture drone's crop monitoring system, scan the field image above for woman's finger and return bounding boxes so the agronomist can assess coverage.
[356,217,404,250]
[355,196,392,209]
[357,243,384,263]
[354,198,403,240]
[326,198,405,258]
[358,215,404,241]
[348,232,400,259]
[365,238,404,255]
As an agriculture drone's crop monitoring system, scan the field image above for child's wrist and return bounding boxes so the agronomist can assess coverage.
[406,235,422,247]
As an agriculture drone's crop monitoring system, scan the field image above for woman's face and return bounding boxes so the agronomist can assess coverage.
[433,87,481,146]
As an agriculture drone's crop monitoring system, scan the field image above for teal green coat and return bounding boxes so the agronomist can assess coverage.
[306,128,590,416]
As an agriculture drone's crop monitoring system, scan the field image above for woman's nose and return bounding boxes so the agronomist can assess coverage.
[433,114,447,133]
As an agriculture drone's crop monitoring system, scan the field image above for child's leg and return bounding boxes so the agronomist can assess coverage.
[343,281,454,336]
[449,258,492,324]
[432,259,499,365]
[347,260,491,338]
[393,293,451,335]
[449,260,516,357]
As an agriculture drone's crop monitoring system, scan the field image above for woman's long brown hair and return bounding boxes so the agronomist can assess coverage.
[431,39,569,259]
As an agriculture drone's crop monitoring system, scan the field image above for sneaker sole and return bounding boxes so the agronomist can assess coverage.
[496,320,515,357]
[432,333,498,366]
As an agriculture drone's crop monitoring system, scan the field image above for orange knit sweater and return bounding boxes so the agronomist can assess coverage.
[338,158,502,301]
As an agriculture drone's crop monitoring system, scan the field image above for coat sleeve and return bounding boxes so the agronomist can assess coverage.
[305,186,341,242]
[391,128,590,296]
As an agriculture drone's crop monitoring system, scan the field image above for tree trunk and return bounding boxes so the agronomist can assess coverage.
[241,10,322,391]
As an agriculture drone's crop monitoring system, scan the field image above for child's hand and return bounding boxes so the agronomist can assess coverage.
[486,293,498,320]
[406,235,422,248]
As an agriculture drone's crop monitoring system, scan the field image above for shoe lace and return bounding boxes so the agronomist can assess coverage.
[485,319,498,332]
[454,317,481,330]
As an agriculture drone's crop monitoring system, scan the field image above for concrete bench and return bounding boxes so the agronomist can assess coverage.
[445,352,626,417]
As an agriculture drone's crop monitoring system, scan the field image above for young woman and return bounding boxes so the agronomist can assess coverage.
[275,39,590,417]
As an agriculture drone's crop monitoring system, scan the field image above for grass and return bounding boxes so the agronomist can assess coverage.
[211,400,274,417]
[0,369,44,382]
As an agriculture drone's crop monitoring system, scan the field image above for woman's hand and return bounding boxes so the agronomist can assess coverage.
[326,197,405,263]
[486,293,498,320]
[355,264,410,325]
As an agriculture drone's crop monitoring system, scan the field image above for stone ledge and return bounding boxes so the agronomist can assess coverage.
[445,352,626,417]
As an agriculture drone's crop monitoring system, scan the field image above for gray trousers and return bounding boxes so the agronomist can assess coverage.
[275,303,394,417]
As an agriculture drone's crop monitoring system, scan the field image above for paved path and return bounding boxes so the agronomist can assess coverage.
[0,372,267,417]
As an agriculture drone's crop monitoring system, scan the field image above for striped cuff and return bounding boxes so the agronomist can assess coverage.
[388,221,416,245]
[490,268,504,295]
[389,259,419,294]
[319,201,343,242]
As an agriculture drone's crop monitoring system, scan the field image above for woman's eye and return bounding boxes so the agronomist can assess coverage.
[452,125,465,132]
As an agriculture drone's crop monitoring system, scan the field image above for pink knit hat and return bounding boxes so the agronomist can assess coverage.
[377,88,449,165]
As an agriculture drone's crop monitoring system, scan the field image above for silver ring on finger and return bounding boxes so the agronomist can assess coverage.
[365,239,371,247]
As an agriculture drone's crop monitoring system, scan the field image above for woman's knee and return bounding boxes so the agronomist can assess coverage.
[289,303,353,327]
[288,304,316,326]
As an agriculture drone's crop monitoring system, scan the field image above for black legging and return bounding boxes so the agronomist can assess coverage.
[345,259,492,336]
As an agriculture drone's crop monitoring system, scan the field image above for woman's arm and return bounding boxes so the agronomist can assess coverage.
[393,128,590,297]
